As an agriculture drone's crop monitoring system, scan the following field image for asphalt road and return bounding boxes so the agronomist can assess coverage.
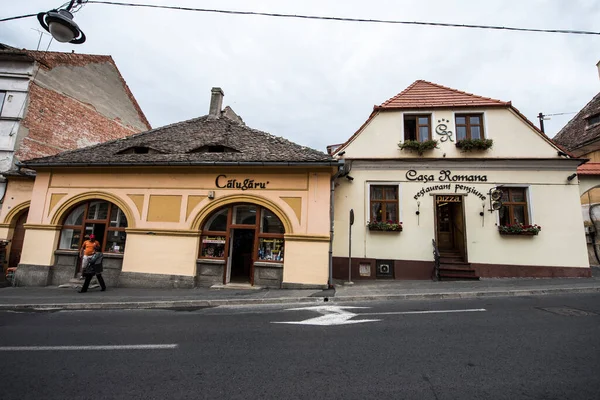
[1,294,599,400]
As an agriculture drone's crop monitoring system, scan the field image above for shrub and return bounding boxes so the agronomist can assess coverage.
[398,139,438,155]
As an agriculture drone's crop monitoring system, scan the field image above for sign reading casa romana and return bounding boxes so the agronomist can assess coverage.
[406,169,488,183]
[215,174,270,190]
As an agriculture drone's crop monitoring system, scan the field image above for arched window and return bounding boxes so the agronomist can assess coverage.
[200,204,285,262]
[58,200,128,254]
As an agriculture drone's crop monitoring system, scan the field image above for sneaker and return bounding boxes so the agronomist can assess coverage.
[79,276,84,280]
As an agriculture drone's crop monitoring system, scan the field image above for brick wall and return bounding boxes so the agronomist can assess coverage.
[15,83,139,161]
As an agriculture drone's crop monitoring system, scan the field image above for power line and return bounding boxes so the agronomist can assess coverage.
[545,112,577,117]
[2,1,600,36]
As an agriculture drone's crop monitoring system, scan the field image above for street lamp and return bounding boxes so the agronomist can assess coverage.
[37,1,86,44]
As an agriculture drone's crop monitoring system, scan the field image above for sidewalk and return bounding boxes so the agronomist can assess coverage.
[1,277,600,311]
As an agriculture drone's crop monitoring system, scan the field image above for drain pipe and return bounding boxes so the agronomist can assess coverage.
[328,161,346,288]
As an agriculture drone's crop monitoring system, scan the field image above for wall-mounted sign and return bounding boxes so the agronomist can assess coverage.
[436,195,461,204]
[435,118,454,142]
[406,169,488,183]
[413,183,487,201]
[215,174,269,190]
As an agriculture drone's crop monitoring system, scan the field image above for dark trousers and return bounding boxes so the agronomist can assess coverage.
[80,273,106,292]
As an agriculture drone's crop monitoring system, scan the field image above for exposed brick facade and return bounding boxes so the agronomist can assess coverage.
[16,82,140,161]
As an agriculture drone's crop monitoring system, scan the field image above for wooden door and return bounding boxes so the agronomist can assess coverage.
[436,202,454,251]
[9,211,28,269]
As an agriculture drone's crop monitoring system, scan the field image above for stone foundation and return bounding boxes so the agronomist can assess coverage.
[196,259,225,287]
[253,262,283,288]
[15,264,52,286]
[118,271,195,289]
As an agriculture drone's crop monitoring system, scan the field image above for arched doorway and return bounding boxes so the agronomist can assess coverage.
[8,209,28,270]
[200,203,285,285]
[57,200,128,277]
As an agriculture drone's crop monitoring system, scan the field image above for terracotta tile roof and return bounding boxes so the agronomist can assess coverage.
[577,162,600,175]
[20,114,335,168]
[377,80,510,109]
[553,92,600,154]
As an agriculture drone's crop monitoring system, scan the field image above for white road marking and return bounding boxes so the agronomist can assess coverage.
[273,305,379,326]
[0,344,178,351]
[272,306,487,326]
[362,308,487,316]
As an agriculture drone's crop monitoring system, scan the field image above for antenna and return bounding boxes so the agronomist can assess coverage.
[30,28,50,50]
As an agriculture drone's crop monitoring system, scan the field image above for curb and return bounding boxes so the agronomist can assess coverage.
[330,286,600,303]
[1,286,599,311]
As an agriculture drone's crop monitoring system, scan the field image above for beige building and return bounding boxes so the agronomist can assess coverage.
[331,80,590,280]
[6,88,336,288]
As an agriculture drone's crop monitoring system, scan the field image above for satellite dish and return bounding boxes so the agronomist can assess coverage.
[491,200,503,211]
[491,189,503,201]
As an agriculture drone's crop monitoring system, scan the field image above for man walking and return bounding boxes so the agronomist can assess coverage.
[79,234,99,279]
[78,245,106,293]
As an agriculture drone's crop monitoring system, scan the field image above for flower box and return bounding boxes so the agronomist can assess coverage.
[455,138,493,151]
[367,221,403,232]
[498,224,541,236]
[398,139,438,155]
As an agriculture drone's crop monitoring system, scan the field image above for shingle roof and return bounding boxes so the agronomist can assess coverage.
[553,92,600,154]
[20,114,335,167]
[577,162,600,175]
[377,80,510,109]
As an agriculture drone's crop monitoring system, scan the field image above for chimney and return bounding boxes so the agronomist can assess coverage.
[208,87,224,119]
[597,60,600,81]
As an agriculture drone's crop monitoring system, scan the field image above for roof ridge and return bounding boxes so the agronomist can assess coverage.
[378,79,509,109]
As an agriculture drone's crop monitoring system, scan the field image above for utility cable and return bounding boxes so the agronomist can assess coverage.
[2,0,599,36]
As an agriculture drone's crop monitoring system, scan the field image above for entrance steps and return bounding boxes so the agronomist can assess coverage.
[438,253,480,281]
[210,283,263,290]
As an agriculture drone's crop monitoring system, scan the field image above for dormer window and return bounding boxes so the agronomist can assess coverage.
[456,114,484,140]
[404,115,431,142]
[189,145,240,153]
[587,114,600,128]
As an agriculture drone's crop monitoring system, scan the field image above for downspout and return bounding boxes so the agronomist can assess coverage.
[328,161,345,288]
[588,190,600,265]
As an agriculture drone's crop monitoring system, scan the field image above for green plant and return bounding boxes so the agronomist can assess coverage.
[498,223,541,235]
[455,138,494,151]
[398,139,438,155]
[367,220,403,232]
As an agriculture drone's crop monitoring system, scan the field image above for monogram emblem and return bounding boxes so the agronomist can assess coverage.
[435,118,454,142]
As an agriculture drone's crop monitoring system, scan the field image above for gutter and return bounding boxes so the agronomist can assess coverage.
[328,159,351,288]
[17,160,340,168]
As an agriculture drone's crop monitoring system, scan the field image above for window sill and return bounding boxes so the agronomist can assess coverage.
[254,261,284,268]
[197,258,225,264]
[54,249,124,258]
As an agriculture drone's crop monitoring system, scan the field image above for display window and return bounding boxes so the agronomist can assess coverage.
[199,203,285,263]
[58,200,128,254]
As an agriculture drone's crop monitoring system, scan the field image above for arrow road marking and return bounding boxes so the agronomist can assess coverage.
[272,306,487,326]
[272,305,380,326]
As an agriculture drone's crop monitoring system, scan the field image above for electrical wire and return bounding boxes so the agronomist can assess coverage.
[1,0,599,36]
[85,1,600,36]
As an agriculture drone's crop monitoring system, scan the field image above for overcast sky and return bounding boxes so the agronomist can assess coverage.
[1,0,599,152]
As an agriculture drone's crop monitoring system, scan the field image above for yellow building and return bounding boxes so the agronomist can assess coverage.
[331,80,590,280]
[4,88,337,288]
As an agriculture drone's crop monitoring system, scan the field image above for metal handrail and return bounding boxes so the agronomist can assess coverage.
[432,239,440,281]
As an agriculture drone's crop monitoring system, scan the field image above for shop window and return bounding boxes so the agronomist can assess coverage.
[260,209,285,234]
[258,237,284,261]
[499,188,530,225]
[199,204,285,263]
[369,184,399,223]
[200,235,226,258]
[455,114,484,140]
[233,205,256,225]
[404,115,431,142]
[58,200,128,254]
